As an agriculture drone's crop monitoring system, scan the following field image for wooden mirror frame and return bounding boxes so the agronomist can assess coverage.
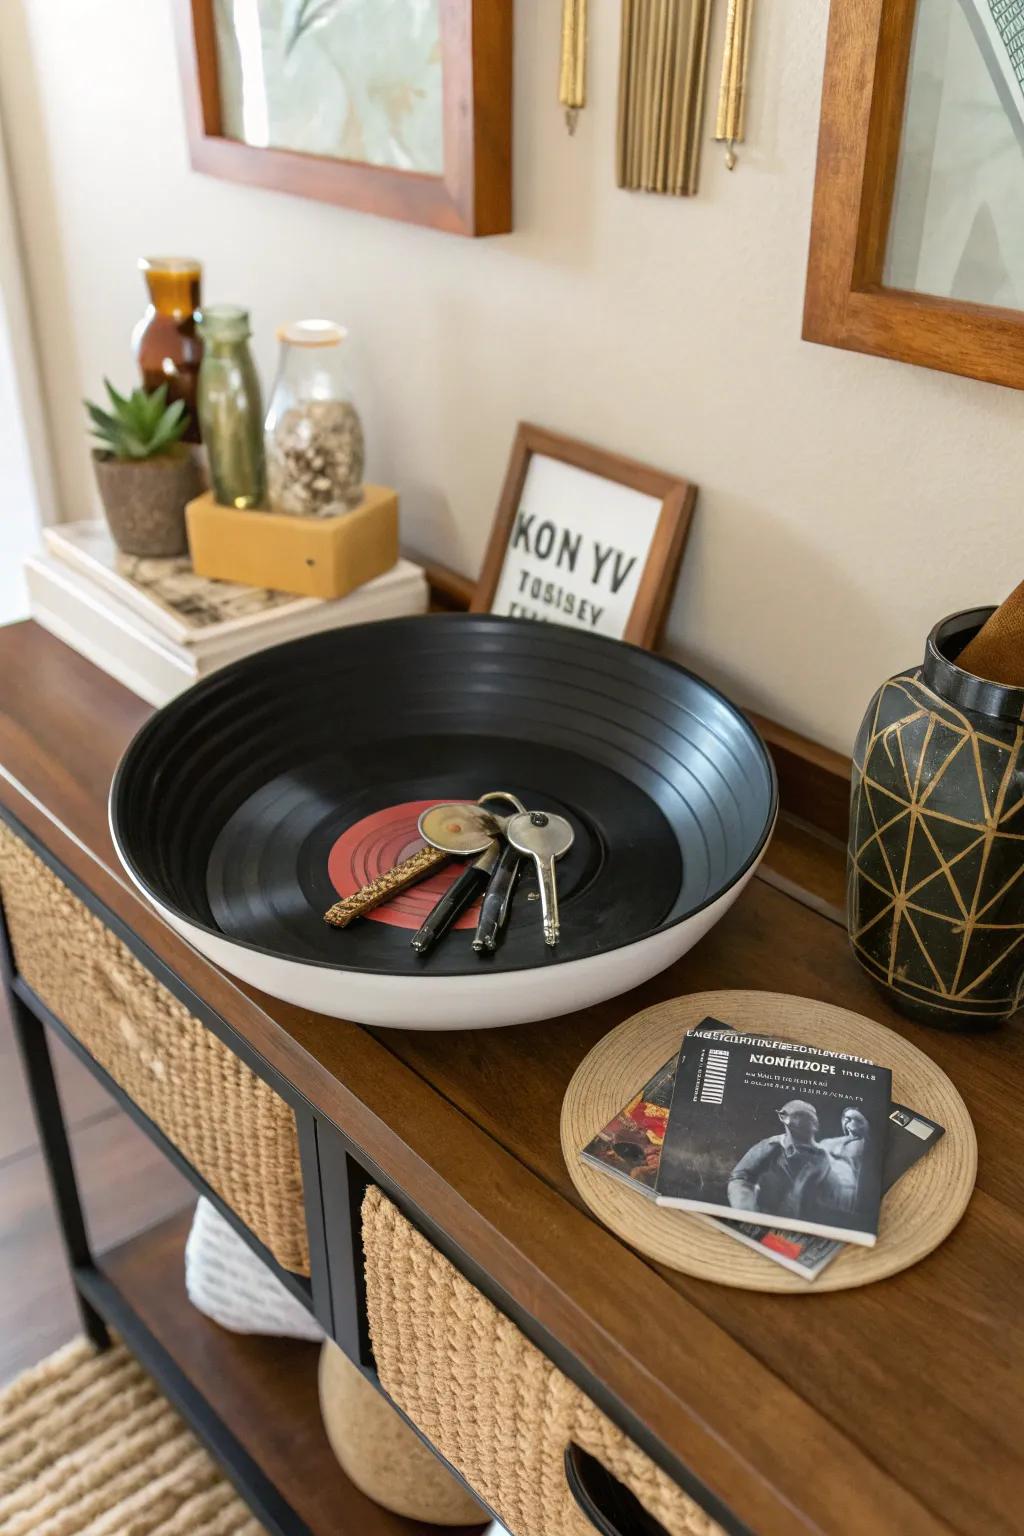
[173,0,511,237]
[803,0,1024,390]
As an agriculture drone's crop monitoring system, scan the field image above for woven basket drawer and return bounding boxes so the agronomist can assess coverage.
[0,823,309,1277]
[362,1187,724,1536]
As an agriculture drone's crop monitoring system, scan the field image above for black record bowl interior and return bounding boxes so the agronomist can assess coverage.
[110,615,777,977]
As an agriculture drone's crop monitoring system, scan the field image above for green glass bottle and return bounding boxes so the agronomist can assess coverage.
[196,305,266,509]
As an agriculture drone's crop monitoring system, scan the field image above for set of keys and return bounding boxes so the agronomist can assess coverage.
[324,792,574,957]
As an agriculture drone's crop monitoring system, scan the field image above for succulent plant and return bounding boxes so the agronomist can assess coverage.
[85,380,190,462]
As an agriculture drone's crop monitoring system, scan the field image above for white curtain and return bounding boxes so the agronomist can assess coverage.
[0,106,53,622]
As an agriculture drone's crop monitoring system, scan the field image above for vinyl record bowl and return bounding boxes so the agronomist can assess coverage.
[110,615,777,1030]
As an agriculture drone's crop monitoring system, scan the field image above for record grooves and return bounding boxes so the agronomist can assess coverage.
[205,744,675,973]
[111,615,777,1024]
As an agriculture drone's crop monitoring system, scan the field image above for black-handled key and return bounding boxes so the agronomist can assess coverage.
[472,841,522,953]
[411,842,500,955]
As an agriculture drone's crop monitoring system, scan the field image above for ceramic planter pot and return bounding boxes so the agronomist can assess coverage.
[92,447,201,557]
[849,606,1024,1030]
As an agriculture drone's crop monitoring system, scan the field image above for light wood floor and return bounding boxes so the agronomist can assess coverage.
[0,993,191,1384]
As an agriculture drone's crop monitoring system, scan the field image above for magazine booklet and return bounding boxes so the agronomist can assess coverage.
[579,1022,732,1195]
[582,1021,939,1276]
[43,521,312,642]
[579,1057,675,1193]
[654,1026,892,1247]
[41,520,420,651]
[704,1103,945,1278]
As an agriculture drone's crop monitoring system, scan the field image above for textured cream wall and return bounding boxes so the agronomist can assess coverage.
[0,0,1019,752]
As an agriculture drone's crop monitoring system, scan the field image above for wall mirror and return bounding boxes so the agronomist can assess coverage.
[804,0,1024,389]
[173,0,512,237]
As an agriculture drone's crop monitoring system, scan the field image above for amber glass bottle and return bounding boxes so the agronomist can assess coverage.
[132,257,203,442]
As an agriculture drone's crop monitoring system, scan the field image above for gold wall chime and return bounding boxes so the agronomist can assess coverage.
[714,0,753,169]
[559,0,588,133]
[615,0,712,196]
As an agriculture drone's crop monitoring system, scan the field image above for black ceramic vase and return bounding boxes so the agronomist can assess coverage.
[848,606,1024,1030]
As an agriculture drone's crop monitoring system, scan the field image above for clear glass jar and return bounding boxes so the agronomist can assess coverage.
[196,305,266,510]
[264,320,365,518]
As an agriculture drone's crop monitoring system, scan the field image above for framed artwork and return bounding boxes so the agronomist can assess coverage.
[173,0,512,236]
[471,423,696,650]
[804,0,1024,390]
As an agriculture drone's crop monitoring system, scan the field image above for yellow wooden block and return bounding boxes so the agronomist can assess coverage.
[185,485,399,599]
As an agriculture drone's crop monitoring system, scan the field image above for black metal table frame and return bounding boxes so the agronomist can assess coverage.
[0,803,745,1536]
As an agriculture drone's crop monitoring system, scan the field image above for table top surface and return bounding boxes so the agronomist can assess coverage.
[1,619,1019,1536]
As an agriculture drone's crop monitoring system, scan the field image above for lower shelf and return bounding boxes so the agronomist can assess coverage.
[94,1210,484,1536]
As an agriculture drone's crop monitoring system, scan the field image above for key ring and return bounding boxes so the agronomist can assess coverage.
[476,790,526,820]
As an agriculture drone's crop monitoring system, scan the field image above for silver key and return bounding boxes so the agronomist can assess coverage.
[506,810,574,947]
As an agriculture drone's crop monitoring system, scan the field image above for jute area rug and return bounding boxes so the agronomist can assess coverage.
[0,1337,265,1535]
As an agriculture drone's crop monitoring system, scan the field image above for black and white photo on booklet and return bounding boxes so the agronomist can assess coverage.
[655,1025,892,1246]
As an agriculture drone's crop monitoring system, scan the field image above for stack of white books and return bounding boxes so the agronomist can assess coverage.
[26,521,429,707]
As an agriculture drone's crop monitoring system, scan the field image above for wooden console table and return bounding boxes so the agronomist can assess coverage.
[1,617,1020,1536]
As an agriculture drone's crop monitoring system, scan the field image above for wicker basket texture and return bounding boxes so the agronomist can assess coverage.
[0,823,309,1276]
[362,1187,724,1536]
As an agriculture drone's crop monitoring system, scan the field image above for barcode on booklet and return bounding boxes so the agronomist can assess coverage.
[699,1048,730,1104]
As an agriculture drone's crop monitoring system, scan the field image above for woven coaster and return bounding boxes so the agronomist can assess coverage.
[561,990,977,1293]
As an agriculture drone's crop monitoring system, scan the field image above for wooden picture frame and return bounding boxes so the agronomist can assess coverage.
[471,423,696,651]
[803,0,1024,390]
[173,0,512,237]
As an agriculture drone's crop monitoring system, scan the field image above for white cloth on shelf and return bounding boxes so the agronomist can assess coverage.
[184,1197,324,1342]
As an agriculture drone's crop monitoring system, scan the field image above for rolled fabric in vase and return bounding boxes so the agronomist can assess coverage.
[954,578,1024,686]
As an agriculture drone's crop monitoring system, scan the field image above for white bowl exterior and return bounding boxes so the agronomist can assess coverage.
[117,833,771,1030]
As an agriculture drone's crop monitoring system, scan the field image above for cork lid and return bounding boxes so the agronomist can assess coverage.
[276,319,347,348]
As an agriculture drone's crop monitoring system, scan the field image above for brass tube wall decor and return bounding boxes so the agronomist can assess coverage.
[616,0,711,196]
[714,0,753,169]
[559,0,588,133]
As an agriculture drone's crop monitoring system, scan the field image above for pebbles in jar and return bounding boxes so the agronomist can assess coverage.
[264,319,367,519]
[267,399,365,517]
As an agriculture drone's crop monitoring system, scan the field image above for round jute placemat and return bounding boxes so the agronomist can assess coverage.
[561,990,977,1293]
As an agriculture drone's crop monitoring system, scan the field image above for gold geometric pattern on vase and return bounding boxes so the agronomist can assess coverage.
[848,671,1024,1025]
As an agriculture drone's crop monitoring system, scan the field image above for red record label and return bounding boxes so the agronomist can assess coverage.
[327,800,482,930]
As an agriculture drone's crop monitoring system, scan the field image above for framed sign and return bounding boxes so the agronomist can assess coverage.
[173,0,512,237]
[471,423,695,649]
